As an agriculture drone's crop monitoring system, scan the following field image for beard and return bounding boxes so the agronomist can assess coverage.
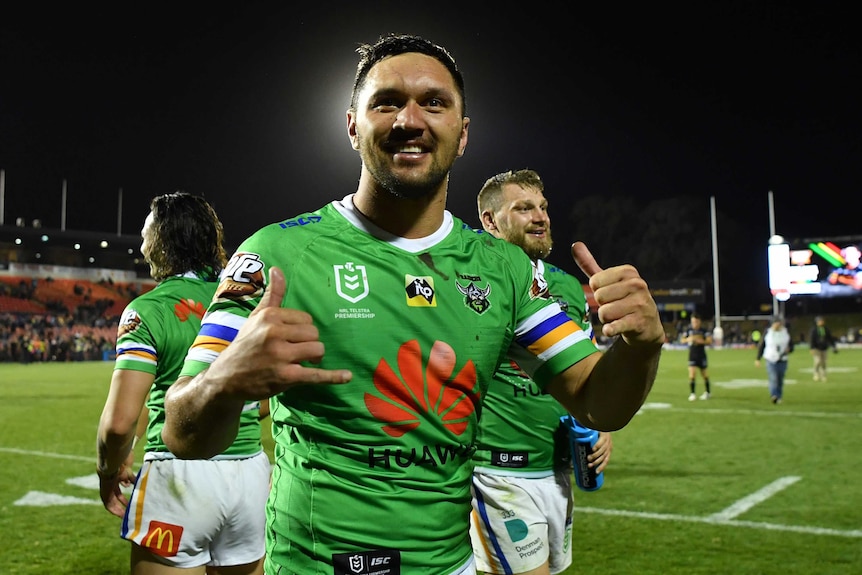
[501,228,553,261]
[356,130,459,199]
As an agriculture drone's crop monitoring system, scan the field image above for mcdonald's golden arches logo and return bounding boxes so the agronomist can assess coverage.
[143,520,184,557]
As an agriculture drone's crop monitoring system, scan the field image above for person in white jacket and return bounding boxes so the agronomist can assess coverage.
[755,317,794,404]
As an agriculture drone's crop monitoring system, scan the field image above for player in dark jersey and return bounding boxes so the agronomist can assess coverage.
[163,34,664,575]
[681,312,712,400]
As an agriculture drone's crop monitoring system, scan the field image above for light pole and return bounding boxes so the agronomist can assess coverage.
[768,190,781,318]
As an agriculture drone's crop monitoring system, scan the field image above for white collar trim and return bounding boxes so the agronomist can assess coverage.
[332,194,454,253]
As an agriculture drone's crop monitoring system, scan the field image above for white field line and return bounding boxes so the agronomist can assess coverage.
[576,505,862,538]
[0,447,92,462]
[3,449,860,538]
[15,491,100,506]
[707,476,802,521]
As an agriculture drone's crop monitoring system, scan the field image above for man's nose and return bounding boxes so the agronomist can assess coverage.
[393,101,424,131]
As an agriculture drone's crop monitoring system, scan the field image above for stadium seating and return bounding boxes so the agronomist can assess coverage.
[0,275,154,318]
[0,294,46,314]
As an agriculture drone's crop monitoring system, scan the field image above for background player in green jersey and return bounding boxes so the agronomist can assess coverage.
[470,169,613,575]
[163,34,664,575]
[96,192,270,574]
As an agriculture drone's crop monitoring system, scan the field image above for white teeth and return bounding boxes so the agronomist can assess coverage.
[397,146,423,153]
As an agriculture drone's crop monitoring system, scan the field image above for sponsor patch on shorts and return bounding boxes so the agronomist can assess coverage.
[333,548,400,575]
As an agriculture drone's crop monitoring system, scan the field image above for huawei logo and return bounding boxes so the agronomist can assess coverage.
[174,298,206,322]
[364,340,480,437]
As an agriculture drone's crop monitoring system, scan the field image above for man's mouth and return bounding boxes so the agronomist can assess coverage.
[394,145,424,153]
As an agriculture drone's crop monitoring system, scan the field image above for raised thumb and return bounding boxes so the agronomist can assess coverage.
[572,242,604,279]
[255,266,286,310]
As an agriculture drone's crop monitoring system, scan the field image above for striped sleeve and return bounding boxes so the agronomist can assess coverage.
[180,310,247,376]
[506,259,598,388]
[508,302,596,386]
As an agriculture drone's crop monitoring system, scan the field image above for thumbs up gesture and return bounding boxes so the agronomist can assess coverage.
[572,242,665,346]
[207,266,352,400]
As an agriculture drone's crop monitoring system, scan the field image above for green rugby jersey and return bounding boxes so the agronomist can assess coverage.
[114,274,263,457]
[472,262,595,477]
[180,196,597,575]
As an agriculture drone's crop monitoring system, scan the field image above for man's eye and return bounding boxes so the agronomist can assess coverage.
[374,98,399,110]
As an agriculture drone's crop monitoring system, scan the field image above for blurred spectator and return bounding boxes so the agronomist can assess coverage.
[809,315,838,382]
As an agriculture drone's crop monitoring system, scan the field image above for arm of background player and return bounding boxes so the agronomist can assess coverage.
[96,369,152,516]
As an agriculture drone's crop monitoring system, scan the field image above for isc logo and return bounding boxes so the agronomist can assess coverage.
[278,215,322,228]
[370,556,391,566]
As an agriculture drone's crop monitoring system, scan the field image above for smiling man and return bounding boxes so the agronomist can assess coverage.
[470,169,613,575]
[163,33,664,575]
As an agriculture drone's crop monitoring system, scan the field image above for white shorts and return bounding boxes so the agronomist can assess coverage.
[121,451,271,568]
[470,472,573,575]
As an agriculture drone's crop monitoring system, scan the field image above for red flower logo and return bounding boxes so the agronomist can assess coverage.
[365,340,480,437]
[174,298,206,322]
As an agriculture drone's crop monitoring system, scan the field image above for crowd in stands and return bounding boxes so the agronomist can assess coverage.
[0,311,116,363]
[0,276,153,363]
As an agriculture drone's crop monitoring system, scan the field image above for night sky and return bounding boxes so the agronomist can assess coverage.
[1,3,859,313]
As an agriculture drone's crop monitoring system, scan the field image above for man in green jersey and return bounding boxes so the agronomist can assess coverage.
[96,192,270,574]
[470,169,613,575]
[163,34,664,575]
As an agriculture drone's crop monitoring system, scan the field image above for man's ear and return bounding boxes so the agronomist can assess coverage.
[480,210,497,232]
[347,109,359,151]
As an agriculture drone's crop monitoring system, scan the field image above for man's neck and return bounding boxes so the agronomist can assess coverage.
[353,173,448,239]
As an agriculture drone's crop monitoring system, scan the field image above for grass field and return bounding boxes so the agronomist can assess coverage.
[1,347,860,574]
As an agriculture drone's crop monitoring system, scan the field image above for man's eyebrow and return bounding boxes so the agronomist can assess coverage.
[368,86,456,102]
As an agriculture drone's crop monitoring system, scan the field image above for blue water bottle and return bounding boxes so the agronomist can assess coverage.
[561,415,604,491]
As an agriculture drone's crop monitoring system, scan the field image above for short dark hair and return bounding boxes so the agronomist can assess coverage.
[691,312,702,320]
[350,33,466,115]
[146,192,227,282]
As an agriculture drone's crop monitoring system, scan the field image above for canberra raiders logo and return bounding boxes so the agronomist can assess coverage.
[456,279,491,315]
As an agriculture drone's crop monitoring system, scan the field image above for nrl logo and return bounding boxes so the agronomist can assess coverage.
[456,280,491,315]
[334,262,369,303]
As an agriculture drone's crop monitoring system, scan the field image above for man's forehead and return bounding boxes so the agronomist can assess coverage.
[504,183,545,200]
[362,53,459,94]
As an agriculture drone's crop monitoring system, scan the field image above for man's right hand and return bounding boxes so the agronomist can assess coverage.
[205,266,352,401]
[163,266,351,459]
